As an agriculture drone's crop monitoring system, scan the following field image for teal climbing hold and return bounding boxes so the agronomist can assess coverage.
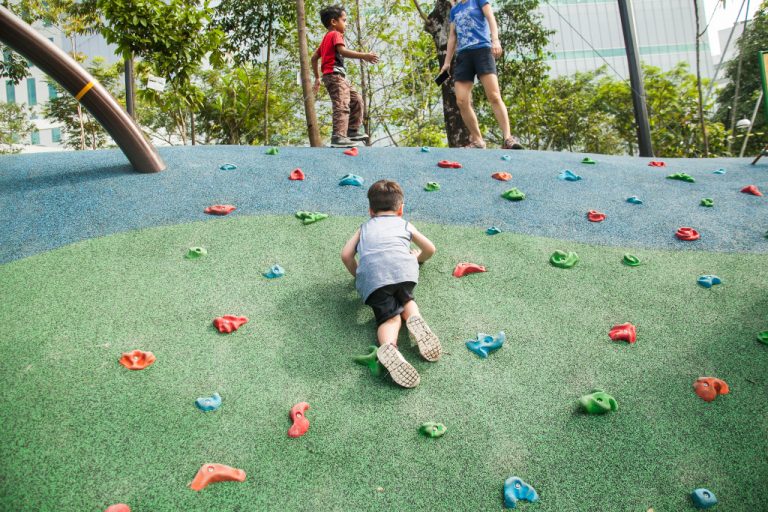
[295,211,329,225]
[504,477,539,508]
[579,389,618,414]
[219,163,237,171]
[339,174,364,186]
[700,198,714,207]
[486,226,502,235]
[185,247,207,259]
[558,169,582,181]
[581,157,596,164]
[424,182,440,192]
[195,392,222,412]
[691,488,717,509]
[713,168,726,175]
[353,345,384,376]
[550,250,579,268]
[466,332,505,358]
[501,154,511,161]
[626,196,643,205]
[265,147,279,155]
[419,422,447,438]
[263,264,285,279]
[667,172,695,183]
[622,254,640,266]
[757,331,768,345]
[697,275,721,288]
[501,188,525,201]
[421,146,431,152]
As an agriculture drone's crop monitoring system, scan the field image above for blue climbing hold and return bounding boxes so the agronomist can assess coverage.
[421,146,431,152]
[263,264,285,279]
[713,169,726,175]
[339,174,364,186]
[501,154,511,161]
[195,392,222,412]
[626,196,644,205]
[558,169,582,181]
[219,163,237,171]
[466,332,505,358]
[697,275,722,288]
[503,476,539,508]
[691,488,717,509]
[486,226,502,235]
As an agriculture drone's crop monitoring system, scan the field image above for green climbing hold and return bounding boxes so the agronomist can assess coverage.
[501,188,526,201]
[700,198,714,207]
[353,345,384,376]
[758,331,768,345]
[550,250,579,269]
[581,157,596,164]
[295,211,329,225]
[419,422,447,438]
[424,182,440,192]
[622,253,640,266]
[185,247,207,259]
[579,389,618,414]
[265,147,279,155]
[667,172,695,183]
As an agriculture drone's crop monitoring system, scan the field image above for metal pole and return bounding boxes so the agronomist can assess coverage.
[739,90,763,158]
[617,0,653,157]
[0,6,165,173]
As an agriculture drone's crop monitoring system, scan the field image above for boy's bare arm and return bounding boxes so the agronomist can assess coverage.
[336,44,379,63]
[341,229,361,276]
[408,224,436,264]
[311,49,321,95]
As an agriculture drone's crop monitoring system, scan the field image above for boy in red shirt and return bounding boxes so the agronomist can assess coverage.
[311,5,379,147]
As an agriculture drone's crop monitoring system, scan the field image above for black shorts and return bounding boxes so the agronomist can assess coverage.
[365,282,416,326]
[454,47,497,82]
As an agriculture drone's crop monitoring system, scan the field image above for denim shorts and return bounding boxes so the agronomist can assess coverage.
[454,47,497,82]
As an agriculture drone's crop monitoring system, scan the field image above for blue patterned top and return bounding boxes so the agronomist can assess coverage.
[450,0,492,53]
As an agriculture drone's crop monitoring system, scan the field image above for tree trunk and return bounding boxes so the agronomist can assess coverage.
[69,36,86,150]
[693,0,709,156]
[296,0,322,146]
[422,0,469,147]
[190,109,196,145]
[264,14,272,144]
[354,0,370,143]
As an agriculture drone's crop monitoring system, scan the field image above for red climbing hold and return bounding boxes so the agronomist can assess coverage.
[587,210,606,222]
[204,205,236,216]
[492,172,512,181]
[213,315,249,334]
[289,168,305,181]
[119,350,156,370]
[741,185,763,196]
[453,262,487,277]
[189,463,246,491]
[344,147,359,156]
[438,160,462,169]
[609,323,636,344]
[675,227,700,241]
[105,505,130,512]
[288,402,310,438]
[648,161,666,167]
[693,377,730,402]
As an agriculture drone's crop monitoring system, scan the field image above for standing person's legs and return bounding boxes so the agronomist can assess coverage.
[454,80,484,145]
[478,72,512,140]
[322,74,351,137]
[348,83,364,134]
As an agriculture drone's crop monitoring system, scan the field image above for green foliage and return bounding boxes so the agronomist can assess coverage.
[0,102,33,154]
[0,46,30,85]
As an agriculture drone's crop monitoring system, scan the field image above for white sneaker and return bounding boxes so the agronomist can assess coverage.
[376,344,420,388]
[406,315,442,362]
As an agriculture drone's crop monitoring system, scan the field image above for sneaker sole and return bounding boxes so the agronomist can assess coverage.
[406,315,442,362]
[377,344,420,388]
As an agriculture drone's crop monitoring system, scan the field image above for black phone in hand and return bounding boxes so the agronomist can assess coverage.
[434,70,450,86]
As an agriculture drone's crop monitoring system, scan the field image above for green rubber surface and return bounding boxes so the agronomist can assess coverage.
[1,215,767,511]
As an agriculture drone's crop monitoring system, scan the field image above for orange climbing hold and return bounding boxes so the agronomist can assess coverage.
[289,168,305,180]
[213,315,249,334]
[288,402,311,438]
[609,323,636,344]
[693,377,730,402]
[344,147,359,156]
[189,463,246,491]
[105,504,130,512]
[491,172,512,181]
[453,262,487,277]
[204,204,236,215]
[119,350,156,370]
[741,185,763,196]
[675,227,700,241]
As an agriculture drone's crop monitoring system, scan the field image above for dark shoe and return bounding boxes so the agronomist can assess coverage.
[330,135,363,148]
[502,136,524,150]
[346,129,369,142]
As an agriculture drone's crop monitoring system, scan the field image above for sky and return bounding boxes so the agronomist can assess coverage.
[704,0,762,55]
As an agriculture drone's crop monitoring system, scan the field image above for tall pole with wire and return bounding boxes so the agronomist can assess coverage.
[617,0,653,157]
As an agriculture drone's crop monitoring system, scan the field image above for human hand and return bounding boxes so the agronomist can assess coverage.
[312,79,321,96]
[491,39,502,59]
[439,61,451,75]
[410,248,422,258]
[364,52,379,64]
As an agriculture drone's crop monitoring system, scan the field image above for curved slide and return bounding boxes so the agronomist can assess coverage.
[0,6,165,173]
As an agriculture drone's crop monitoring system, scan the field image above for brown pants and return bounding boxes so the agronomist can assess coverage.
[322,73,363,137]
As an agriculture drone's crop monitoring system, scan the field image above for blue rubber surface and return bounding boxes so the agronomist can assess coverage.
[0,145,766,264]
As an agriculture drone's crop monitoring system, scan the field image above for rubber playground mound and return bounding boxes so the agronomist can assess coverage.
[0,146,766,511]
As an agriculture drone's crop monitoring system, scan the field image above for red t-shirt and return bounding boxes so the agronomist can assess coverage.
[319,30,345,75]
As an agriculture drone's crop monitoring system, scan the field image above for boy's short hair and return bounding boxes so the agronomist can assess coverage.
[320,5,345,28]
[368,180,404,213]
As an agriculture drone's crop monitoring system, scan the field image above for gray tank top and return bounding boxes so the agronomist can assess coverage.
[356,215,419,301]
